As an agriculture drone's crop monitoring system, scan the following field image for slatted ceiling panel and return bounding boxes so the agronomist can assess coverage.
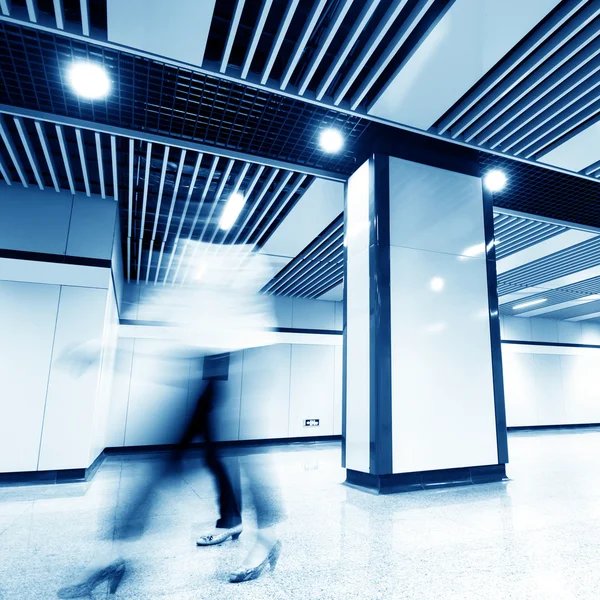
[0,21,371,176]
[263,213,343,298]
[435,2,600,160]
[205,0,452,110]
[583,158,600,177]
[496,236,600,296]
[493,212,567,259]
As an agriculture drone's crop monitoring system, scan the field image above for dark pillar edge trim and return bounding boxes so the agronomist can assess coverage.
[0,248,111,268]
[482,187,509,465]
[346,464,507,494]
[341,180,349,469]
[369,154,393,475]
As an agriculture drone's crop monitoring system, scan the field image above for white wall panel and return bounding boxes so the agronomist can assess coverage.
[539,121,600,173]
[273,296,293,328]
[557,321,582,344]
[389,157,484,255]
[580,322,600,345]
[239,345,291,440]
[107,0,216,66]
[532,355,565,426]
[288,345,335,437]
[369,0,561,130]
[292,297,335,330]
[390,246,498,472]
[123,340,191,446]
[0,281,60,472]
[38,286,108,470]
[67,195,117,260]
[318,282,344,302]
[503,315,532,341]
[334,301,343,330]
[501,350,538,427]
[0,185,72,254]
[560,355,600,424]
[333,345,343,436]
[530,318,559,343]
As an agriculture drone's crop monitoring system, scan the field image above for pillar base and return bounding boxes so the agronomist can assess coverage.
[346,464,506,494]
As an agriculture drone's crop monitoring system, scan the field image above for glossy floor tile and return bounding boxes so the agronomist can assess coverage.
[1,430,600,599]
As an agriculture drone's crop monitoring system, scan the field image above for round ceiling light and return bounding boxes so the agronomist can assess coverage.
[319,128,344,153]
[483,170,507,192]
[68,62,111,99]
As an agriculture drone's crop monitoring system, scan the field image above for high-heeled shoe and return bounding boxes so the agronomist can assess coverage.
[196,524,243,546]
[228,540,282,583]
[57,559,126,598]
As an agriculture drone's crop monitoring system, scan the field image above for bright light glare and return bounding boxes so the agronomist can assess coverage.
[319,128,344,153]
[430,277,445,292]
[219,192,246,231]
[484,170,507,192]
[513,298,547,311]
[68,62,111,99]
[462,242,486,257]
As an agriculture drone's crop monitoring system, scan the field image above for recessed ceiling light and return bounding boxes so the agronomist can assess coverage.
[483,170,507,192]
[319,128,344,153]
[513,298,547,310]
[68,62,111,99]
[219,192,246,231]
[430,277,445,292]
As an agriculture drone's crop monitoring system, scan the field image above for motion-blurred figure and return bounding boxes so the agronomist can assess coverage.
[56,243,285,597]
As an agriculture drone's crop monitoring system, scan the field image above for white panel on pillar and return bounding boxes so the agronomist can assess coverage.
[0,185,73,255]
[107,0,216,67]
[38,286,108,470]
[0,282,60,473]
[345,160,371,472]
[124,339,191,446]
[288,345,335,437]
[389,157,485,255]
[368,0,561,130]
[389,246,498,472]
[239,345,291,440]
[501,350,538,427]
[67,195,117,260]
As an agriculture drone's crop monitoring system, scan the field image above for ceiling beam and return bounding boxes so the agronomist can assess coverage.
[261,0,300,85]
[75,127,90,196]
[220,0,246,73]
[110,134,118,201]
[0,104,344,182]
[0,114,28,187]
[34,120,60,191]
[14,116,44,189]
[241,0,272,79]
[52,0,64,29]
[55,124,74,193]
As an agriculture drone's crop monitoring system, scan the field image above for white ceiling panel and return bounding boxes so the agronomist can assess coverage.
[106,0,216,66]
[368,0,562,130]
[538,120,600,172]
[259,178,344,259]
[317,283,343,302]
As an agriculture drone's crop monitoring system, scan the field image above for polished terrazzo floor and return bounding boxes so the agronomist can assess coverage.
[1,429,600,599]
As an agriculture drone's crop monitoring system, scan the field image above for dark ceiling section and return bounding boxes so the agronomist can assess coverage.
[205,0,454,111]
[0,21,371,175]
[434,1,600,161]
[263,213,343,298]
[480,152,600,228]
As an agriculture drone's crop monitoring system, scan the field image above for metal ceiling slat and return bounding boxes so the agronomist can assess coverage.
[583,158,600,176]
[155,150,187,283]
[146,146,170,283]
[25,0,36,23]
[0,114,28,187]
[94,132,105,199]
[260,0,300,85]
[303,266,344,299]
[351,0,436,111]
[464,28,600,145]
[34,121,59,192]
[333,0,410,105]
[310,273,345,299]
[79,0,90,36]
[53,0,64,29]
[14,117,43,190]
[55,124,74,193]
[499,226,566,257]
[220,0,246,74]
[0,152,11,185]
[127,138,134,282]
[446,3,600,139]
[0,1,10,17]
[497,221,556,245]
[486,46,600,150]
[495,219,534,240]
[315,0,381,101]
[136,142,153,283]
[110,135,118,201]
[75,128,90,196]
[163,152,202,285]
[241,0,273,79]
[498,72,600,153]
[280,0,327,90]
[172,156,220,284]
[287,256,344,297]
[297,0,354,96]
[436,0,592,135]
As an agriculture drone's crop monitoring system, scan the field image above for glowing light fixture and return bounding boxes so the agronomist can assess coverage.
[319,128,344,153]
[219,192,246,231]
[68,62,111,99]
[484,170,507,192]
[430,277,445,292]
[513,298,547,311]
